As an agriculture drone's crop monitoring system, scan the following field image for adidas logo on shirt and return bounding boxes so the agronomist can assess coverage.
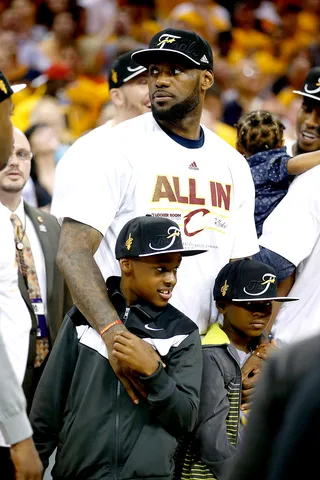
[189,161,199,170]
[200,55,209,63]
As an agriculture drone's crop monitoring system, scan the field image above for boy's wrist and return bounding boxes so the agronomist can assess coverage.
[141,360,160,377]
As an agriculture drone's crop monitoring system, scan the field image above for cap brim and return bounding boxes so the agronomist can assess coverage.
[232,296,299,302]
[132,48,201,69]
[123,66,147,84]
[293,90,320,102]
[138,248,207,257]
[11,84,26,94]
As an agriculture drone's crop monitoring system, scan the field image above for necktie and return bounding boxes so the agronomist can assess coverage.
[10,213,49,368]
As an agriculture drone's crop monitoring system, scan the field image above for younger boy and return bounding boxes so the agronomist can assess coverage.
[176,258,297,480]
[30,215,204,480]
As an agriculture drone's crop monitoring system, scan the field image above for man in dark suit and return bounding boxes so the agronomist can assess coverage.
[0,126,72,410]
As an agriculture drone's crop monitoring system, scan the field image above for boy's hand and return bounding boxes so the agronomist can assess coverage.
[10,437,43,480]
[113,331,160,377]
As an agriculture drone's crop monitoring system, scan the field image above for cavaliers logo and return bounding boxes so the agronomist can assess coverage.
[0,80,7,94]
[125,233,133,250]
[221,280,229,297]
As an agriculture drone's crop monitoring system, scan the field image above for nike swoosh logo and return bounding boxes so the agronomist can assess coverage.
[145,324,164,331]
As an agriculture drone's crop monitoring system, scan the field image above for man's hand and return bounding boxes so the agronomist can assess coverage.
[103,324,141,404]
[241,366,261,411]
[10,437,43,480]
[113,330,160,377]
[241,340,277,410]
[253,339,277,360]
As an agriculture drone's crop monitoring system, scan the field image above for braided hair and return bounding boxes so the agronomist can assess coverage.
[236,110,285,157]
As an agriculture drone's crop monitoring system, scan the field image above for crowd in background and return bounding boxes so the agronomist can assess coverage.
[0,0,318,209]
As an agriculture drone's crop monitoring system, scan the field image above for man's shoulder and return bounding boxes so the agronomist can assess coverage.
[25,203,59,231]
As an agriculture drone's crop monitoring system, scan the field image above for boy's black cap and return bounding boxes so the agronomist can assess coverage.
[108,50,147,90]
[214,258,298,303]
[293,66,320,103]
[0,71,26,103]
[115,215,207,259]
[132,28,213,71]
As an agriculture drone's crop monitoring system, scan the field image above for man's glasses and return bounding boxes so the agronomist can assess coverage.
[13,149,33,162]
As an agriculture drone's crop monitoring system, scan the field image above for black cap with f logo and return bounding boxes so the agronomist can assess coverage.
[115,215,207,259]
[132,28,213,71]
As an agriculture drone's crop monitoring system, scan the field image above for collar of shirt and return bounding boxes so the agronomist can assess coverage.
[14,199,26,229]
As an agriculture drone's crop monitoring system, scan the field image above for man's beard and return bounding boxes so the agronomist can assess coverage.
[152,83,200,122]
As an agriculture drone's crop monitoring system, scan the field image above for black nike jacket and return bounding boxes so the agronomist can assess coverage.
[30,276,202,480]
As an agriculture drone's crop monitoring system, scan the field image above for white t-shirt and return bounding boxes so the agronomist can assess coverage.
[260,165,320,344]
[52,113,258,334]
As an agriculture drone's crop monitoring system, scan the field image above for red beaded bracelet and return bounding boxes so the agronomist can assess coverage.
[100,320,123,337]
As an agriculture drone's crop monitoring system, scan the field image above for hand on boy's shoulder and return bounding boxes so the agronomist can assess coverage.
[113,330,162,377]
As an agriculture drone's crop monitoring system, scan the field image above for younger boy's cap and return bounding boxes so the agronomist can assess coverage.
[108,50,147,90]
[214,258,299,303]
[293,66,320,103]
[132,28,214,71]
[115,215,207,259]
[0,71,26,103]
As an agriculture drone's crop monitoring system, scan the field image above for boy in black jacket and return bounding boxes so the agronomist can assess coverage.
[30,215,204,480]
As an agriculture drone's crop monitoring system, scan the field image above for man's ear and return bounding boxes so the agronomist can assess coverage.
[119,258,132,274]
[201,71,214,92]
[110,87,124,107]
[216,301,227,315]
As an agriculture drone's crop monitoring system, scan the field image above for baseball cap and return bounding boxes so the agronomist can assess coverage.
[214,258,299,303]
[108,50,147,90]
[293,66,320,103]
[115,215,207,259]
[132,28,214,71]
[0,70,26,103]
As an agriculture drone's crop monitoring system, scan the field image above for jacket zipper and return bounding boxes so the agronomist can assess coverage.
[227,346,242,445]
[114,307,130,480]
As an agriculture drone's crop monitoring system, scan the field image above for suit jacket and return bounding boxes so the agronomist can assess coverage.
[19,203,72,409]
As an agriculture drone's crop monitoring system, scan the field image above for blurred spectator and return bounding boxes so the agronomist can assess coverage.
[222,59,266,127]
[168,0,231,42]
[25,124,60,209]
[201,84,237,147]
[40,11,77,65]
[276,53,311,108]
[30,97,71,153]
[78,0,118,35]
[105,50,150,127]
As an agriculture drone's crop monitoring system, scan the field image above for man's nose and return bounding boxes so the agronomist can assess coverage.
[155,72,171,88]
[305,109,319,129]
[7,153,19,167]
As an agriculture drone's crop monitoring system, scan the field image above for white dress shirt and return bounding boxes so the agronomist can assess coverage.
[0,202,31,446]
[15,200,47,311]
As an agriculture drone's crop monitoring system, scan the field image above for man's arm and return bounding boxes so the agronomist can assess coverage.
[0,341,42,479]
[57,218,139,403]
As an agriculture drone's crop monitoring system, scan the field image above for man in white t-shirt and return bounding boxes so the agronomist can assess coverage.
[104,50,151,128]
[257,67,320,344]
[52,28,258,402]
